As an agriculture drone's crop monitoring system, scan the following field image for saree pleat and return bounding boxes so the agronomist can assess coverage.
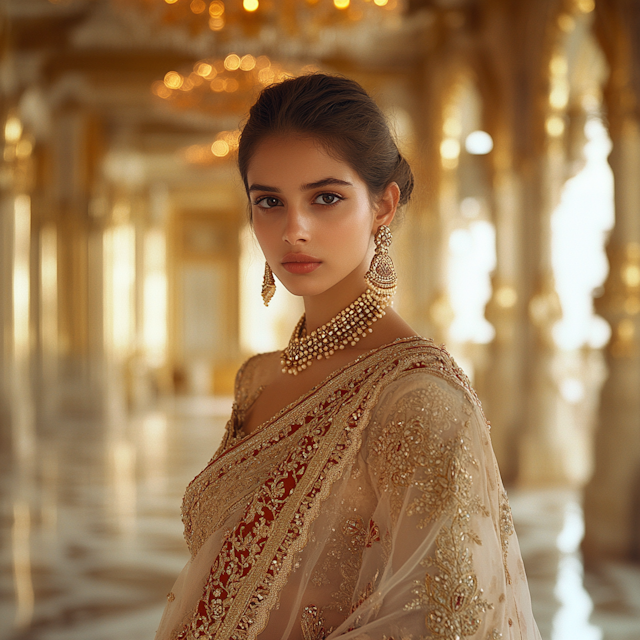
[154,337,541,640]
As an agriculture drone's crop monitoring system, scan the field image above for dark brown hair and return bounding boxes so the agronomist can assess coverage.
[238,73,414,209]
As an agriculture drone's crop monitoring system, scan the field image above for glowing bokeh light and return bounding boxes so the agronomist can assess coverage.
[224,53,241,71]
[211,140,230,157]
[209,0,224,16]
[440,138,461,159]
[164,71,183,89]
[465,130,493,155]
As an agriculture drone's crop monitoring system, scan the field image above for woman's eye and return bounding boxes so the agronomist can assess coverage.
[314,193,342,205]
[255,196,282,209]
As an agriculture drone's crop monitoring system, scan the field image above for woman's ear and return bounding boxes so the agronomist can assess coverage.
[374,182,400,229]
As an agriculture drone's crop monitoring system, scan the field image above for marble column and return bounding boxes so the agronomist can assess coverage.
[583,116,640,560]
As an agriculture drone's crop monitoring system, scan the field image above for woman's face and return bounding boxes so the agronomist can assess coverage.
[247,134,381,299]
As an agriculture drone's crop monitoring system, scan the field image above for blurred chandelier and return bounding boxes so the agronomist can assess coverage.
[153,53,316,163]
[152,52,312,114]
[151,53,318,164]
[118,0,403,38]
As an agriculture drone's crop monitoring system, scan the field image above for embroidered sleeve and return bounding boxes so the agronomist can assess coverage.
[353,375,511,640]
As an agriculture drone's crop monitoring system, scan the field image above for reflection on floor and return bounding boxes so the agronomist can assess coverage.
[1,398,639,640]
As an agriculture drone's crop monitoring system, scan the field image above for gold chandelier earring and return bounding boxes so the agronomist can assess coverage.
[262,261,276,306]
[365,224,397,303]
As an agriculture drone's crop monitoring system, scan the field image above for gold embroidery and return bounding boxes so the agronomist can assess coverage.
[370,385,483,529]
[328,516,381,612]
[167,592,175,602]
[350,578,376,614]
[310,514,381,614]
[372,384,492,639]
[301,605,329,640]
[175,337,488,640]
[406,513,493,639]
[175,342,419,640]
[499,490,515,584]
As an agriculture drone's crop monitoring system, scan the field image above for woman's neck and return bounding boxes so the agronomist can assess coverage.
[302,263,370,334]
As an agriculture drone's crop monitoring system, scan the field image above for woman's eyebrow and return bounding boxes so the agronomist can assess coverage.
[301,178,353,190]
[248,183,281,192]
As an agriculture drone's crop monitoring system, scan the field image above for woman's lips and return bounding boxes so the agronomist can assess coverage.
[281,253,321,274]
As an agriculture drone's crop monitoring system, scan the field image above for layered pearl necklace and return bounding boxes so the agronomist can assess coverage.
[281,285,394,375]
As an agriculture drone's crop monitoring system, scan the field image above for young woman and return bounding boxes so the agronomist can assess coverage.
[155,74,541,640]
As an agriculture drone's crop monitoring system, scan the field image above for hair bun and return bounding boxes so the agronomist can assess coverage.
[392,154,414,207]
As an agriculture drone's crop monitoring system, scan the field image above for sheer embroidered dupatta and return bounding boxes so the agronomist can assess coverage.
[154,337,540,640]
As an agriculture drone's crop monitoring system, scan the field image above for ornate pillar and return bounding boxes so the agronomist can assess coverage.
[583,0,640,560]
[584,117,640,559]
[483,158,527,483]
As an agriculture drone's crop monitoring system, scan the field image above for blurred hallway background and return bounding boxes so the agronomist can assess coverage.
[1,0,640,638]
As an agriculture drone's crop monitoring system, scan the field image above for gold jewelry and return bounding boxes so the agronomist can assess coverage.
[262,261,276,306]
[281,226,397,375]
[365,225,397,302]
[281,288,392,375]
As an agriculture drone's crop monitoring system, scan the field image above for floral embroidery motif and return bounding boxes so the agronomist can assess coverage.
[343,516,381,550]
[371,385,481,529]
[412,516,493,639]
[373,384,492,638]
[499,490,515,584]
[326,516,382,612]
[301,605,329,640]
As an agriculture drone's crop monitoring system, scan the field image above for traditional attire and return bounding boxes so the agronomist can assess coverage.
[155,336,541,640]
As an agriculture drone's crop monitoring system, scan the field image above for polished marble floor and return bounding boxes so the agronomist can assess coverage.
[1,398,639,640]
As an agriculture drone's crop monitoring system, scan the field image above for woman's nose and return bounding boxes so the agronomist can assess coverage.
[282,206,310,245]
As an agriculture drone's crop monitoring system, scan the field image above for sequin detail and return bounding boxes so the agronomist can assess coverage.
[499,490,515,584]
[174,337,498,640]
[377,385,492,638]
[174,339,430,640]
[301,605,329,640]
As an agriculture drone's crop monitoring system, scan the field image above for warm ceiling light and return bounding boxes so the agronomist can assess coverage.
[164,71,183,89]
[196,62,213,77]
[334,0,350,8]
[164,0,178,4]
[546,115,565,137]
[495,285,518,309]
[209,1,224,17]
[224,53,241,70]
[211,140,230,156]
[374,0,388,5]
[4,116,23,143]
[465,130,493,155]
[440,138,461,160]
[240,54,256,71]
[190,0,206,13]
[550,81,569,109]
[243,0,259,11]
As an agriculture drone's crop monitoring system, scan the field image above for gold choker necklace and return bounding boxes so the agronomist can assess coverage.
[281,285,394,375]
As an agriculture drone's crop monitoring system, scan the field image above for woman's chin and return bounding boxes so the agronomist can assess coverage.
[276,276,337,299]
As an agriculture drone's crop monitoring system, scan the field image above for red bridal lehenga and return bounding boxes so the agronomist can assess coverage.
[155,336,541,640]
